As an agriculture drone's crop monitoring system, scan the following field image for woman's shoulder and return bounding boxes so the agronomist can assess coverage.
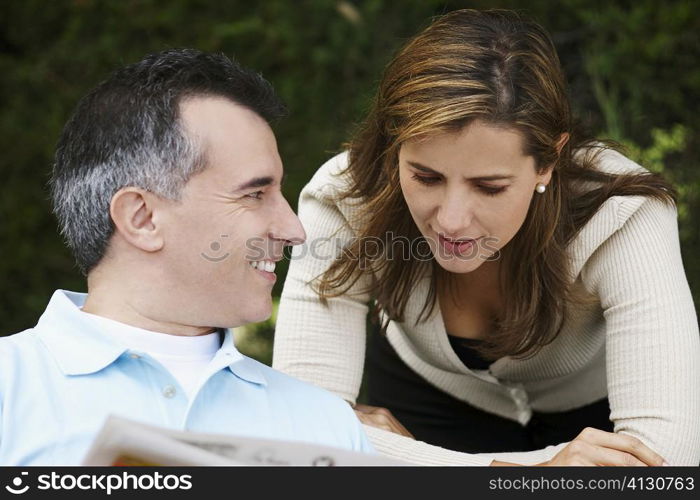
[571,145,665,228]
[299,151,372,228]
[302,151,352,199]
[567,147,677,276]
[568,193,668,274]
[573,144,648,177]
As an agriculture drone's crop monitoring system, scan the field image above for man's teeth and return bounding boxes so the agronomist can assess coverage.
[250,260,276,272]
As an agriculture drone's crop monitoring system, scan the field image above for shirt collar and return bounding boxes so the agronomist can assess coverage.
[36,290,126,376]
[35,290,267,386]
[217,328,267,386]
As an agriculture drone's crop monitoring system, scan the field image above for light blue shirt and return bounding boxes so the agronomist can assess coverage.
[0,290,373,465]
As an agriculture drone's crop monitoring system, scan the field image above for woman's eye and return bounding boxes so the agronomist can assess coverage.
[246,191,264,200]
[412,174,441,185]
[479,185,507,196]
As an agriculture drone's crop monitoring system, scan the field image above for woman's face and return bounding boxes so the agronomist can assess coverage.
[398,120,552,274]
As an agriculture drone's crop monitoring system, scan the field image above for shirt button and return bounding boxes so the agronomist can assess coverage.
[162,385,177,398]
[129,353,140,359]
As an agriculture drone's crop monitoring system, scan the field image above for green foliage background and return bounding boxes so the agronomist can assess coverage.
[1,0,698,362]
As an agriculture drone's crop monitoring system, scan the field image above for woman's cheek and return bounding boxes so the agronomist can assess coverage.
[408,196,434,228]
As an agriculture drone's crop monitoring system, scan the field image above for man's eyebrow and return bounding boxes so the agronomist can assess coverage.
[234,176,276,191]
[407,161,515,181]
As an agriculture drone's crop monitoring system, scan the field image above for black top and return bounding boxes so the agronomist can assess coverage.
[366,331,613,454]
[447,334,492,370]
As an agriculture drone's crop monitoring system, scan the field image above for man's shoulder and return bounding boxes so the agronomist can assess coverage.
[243,356,353,411]
[0,328,45,379]
[237,356,373,453]
[0,328,41,354]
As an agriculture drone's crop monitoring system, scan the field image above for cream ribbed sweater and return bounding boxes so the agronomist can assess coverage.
[272,149,700,466]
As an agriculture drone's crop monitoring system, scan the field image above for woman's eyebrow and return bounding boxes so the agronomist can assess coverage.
[407,161,514,181]
[408,161,442,174]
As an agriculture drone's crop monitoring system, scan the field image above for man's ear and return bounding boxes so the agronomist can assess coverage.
[109,187,164,252]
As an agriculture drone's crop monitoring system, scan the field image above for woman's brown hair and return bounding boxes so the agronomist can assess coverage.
[316,9,676,360]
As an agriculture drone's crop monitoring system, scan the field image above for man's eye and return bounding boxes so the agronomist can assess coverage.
[412,174,441,185]
[245,191,264,200]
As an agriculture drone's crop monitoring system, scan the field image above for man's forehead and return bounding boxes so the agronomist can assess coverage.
[178,96,273,145]
[178,95,283,189]
[179,94,259,118]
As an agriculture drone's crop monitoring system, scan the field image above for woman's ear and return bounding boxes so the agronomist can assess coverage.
[538,132,571,186]
[555,132,570,156]
[109,187,164,252]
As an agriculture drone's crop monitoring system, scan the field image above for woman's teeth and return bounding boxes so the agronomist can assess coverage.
[250,260,276,272]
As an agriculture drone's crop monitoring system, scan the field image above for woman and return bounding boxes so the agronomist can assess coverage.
[272,9,699,465]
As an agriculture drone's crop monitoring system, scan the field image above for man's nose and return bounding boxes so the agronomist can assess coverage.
[271,196,306,246]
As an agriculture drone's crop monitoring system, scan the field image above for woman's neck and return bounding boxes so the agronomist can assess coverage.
[438,259,503,340]
[448,259,501,308]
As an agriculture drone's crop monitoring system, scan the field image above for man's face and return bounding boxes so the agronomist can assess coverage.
[157,96,305,329]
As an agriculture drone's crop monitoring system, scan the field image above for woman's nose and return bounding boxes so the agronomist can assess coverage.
[436,192,473,236]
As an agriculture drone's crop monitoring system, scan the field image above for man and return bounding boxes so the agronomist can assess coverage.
[0,49,372,465]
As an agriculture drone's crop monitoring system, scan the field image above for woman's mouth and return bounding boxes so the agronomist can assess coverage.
[438,234,478,256]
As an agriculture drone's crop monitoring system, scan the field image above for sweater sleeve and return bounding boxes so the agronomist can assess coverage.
[363,425,568,465]
[272,168,371,404]
[581,198,700,465]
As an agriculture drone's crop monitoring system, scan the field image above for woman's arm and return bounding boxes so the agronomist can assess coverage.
[358,411,665,466]
[273,154,371,403]
[581,197,700,465]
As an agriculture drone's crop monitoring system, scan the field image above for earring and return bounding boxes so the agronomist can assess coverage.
[535,183,546,194]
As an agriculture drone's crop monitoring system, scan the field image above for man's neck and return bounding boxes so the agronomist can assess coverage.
[82,280,216,337]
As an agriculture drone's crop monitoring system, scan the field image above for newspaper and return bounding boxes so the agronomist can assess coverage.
[82,415,407,466]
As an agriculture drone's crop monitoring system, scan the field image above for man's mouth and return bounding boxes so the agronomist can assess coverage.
[249,260,277,272]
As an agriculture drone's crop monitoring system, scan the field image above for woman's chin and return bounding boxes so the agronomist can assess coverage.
[433,255,487,274]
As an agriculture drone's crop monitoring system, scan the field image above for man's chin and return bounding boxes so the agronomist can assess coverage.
[241,301,273,325]
[204,301,272,330]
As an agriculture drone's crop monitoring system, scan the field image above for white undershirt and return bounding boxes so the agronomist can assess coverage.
[81,311,221,399]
